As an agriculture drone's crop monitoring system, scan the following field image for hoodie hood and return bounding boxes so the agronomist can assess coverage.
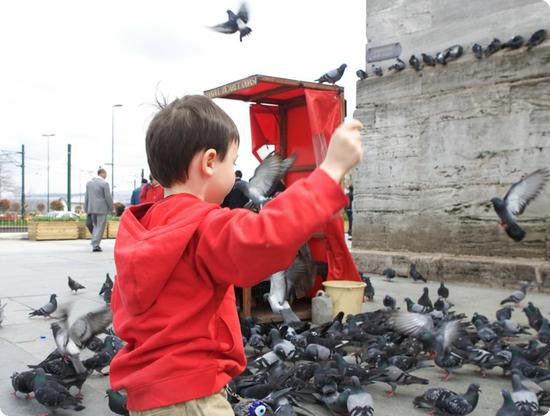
[114,195,218,315]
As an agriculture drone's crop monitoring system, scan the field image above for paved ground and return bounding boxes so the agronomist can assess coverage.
[0,238,549,415]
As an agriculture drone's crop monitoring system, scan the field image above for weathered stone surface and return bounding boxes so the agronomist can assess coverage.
[354,42,550,260]
[352,249,549,290]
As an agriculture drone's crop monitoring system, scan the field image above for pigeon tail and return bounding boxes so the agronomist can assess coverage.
[505,222,526,242]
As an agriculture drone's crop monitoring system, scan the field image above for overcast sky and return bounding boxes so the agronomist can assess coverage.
[0,1,366,202]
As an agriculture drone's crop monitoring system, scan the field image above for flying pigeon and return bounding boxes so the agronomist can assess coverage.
[29,294,57,317]
[68,276,86,294]
[210,3,252,42]
[356,69,368,80]
[491,168,550,241]
[316,64,347,84]
[240,152,296,211]
[526,29,547,50]
[485,38,503,57]
[388,58,406,72]
[421,53,436,66]
[409,54,422,71]
[371,64,383,77]
[472,43,483,59]
[503,35,525,49]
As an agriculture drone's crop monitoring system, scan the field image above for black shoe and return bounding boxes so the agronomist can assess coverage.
[93,247,103,252]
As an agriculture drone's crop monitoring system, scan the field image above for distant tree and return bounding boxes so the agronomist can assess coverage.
[10,202,20,212]
[36,202,46,213]
[0,199,10,213]
[50,199,64,211]
[114,202,126,217]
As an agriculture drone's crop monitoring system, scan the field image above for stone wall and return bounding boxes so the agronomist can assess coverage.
[353,0,550,265]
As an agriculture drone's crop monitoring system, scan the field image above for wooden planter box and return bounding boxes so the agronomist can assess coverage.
[107,220,119,239]
[78,222,107,239]
[28,221,79,241]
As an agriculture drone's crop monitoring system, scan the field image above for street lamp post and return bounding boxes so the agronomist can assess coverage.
[42,134,55,211]
[111,104,123,200]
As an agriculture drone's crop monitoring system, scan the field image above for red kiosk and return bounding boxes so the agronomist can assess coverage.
[205,75,361,320]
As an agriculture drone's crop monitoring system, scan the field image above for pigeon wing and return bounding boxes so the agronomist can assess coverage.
[504,168,550,216]
[237,3,249,23]
[391,312,434,337]
[248,152,284,198]
[210,21,238,34]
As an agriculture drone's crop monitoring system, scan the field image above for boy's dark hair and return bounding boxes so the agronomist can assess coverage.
[235,170,243,178]
[98,168,107,176]
[146,95,239,187]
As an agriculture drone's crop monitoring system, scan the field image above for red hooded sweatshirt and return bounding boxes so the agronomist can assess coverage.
[110,169,348,411]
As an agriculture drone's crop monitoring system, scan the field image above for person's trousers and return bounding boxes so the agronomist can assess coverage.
[345,208,353,235]
[129,389,233,416]
[90,213,107,249]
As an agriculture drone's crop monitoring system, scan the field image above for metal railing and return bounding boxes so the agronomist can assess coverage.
[0,214,28,233]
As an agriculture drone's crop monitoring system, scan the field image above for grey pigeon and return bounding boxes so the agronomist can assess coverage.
[356,69,368,80]
[68,276,86,294]
[316,64,347,84]
[371,64,383,76]
[106,389,129,416]
[414,387,458,409]
[511,372,538,416]
[410,264,427,282]
[422,53,436,66]
[436,51,447,65]
[210,3,252,42]
[382,267,396,281]
[526,29,547,50]
[369,365,429,397]
[241,152,296,211]
[347,376,374,415]
[491,168,550,241]
[388,58,406,72]
[500,283,529,306]
[503,35,525,49]
[485,38,503,57]
[404,298,429,314]
[32,367,85,413]
[417,287,433,312]
[409,54,422,71]
[305,344,332,361]
[383,295,397,311]
[444,45,464,63]
[496,389,522,416]
[472,43,483,59]
[537,318,550,345]
[29,294,57,317]
[99,273,113,296]
[433,383,481,415]
[438,282,449,299]
[83,335,123,375]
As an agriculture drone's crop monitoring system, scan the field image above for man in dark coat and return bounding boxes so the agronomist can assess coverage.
[221,170,249,209]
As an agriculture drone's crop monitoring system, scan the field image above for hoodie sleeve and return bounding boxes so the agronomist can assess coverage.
[195,168,348,288]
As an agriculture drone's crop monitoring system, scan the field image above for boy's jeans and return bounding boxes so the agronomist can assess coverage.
[129,389,233,416]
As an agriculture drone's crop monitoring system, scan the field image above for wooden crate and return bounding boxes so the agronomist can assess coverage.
[107,220,119,239]
[78,222,107,239]
[28,221,79,241]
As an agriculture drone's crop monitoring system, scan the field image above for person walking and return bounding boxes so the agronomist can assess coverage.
[345,185,354,237]
[84,168,113,252]
[139,176,164,204]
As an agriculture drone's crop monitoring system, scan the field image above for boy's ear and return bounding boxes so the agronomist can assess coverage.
[201,148,218,177]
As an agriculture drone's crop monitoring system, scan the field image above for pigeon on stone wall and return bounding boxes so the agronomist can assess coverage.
[472,43,483,59]
[484,38,503,57]
[356,69,368,80]
[421,53,436,66]
[491,168,550,241]
[409,55,422,71]
[388,58,406,72]
[444,45,464,63]
[503,35,525,50]
[526,29,547,50]
[371,64,383,77]
[210,3,252,42]
[436,51,447,65]
[316,64,347,84]
[410,264,427,283]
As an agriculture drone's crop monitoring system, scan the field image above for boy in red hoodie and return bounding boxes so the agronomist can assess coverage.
[110,95,362,415]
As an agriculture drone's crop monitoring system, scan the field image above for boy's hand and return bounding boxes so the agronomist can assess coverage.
[320,119,363,183]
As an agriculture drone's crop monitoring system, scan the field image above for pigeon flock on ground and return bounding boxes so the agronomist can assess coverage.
[353,29,547,80]
[10,273,129,415]
[231,274,550,416]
